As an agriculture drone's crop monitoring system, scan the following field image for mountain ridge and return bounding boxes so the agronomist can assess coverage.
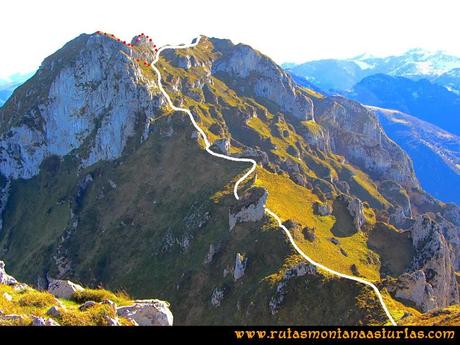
[0,32,459,325]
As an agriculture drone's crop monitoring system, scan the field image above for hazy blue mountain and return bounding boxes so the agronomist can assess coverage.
[285,49,460,92]
[369,106,460,205]
[434,68,460,94]
[0,72,34,106]
[348,74,460,136]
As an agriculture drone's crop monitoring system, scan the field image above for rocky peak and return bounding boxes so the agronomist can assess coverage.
[314,96,419,189]
[0,32,164,180]
[209,38,314,121]
[393,214,459,311]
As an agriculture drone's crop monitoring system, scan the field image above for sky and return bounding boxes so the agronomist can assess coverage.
[0,0,459,79]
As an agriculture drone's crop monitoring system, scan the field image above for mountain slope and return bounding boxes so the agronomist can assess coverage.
[0,32,459,325]
[369,106,460,205]
[348,74,460,136]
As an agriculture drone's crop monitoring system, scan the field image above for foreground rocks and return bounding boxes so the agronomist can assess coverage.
[117,300,173,326]
[47,278,84,299]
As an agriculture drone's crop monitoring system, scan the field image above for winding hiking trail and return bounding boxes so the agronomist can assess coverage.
[150,36,397,326]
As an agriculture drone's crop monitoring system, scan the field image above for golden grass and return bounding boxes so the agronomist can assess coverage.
[255,168,381,281]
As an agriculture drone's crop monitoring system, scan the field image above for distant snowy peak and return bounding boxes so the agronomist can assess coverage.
[349,49,460,78]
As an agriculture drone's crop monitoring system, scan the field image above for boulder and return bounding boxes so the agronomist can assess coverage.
[31,316,60,326]
[79,300,97,311]
[313,201,332,216]
[116,299,173,326]
[2,292,12,302]
[47,278,84,299]
[393,215,459,312]
[234,253,248,281]
[46,306,63,318]
[229,187,267,231]
[212,139,230,155]
[394,270,437,312]
[211,287,224,307]
[104,315,121,326]
[0,261,17,285]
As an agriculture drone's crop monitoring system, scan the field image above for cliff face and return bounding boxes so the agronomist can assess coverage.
[0,34,162,180]
[0,33,458,325]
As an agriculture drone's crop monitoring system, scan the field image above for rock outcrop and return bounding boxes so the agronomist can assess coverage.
[47,278,84,299]
[393,215,459,312]
[0,261,17,285]
[229,187,267,231]
[211,38,314,121]
[337,194,366,231]
[117,300,173,326]
[233,253,248,281]
[315,97,419,189]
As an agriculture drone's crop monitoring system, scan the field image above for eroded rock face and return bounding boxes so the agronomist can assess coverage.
[229,187,267,231]
[0,33,164,180]
[315,97,419,189]
[337,194,365,230]
[0,261,17,285]
[211,39,314,121]
[393,215,459,312]
[394,270,437,312]
[234,253,248,281]
[313,201,332,216]
[270,262,316,315]
[47,278,84,299]
[116,299,173,326]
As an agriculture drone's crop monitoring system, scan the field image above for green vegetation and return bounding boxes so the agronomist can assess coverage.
[0,284,132,326]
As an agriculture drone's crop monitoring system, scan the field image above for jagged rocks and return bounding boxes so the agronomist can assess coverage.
[79,301,97,311]
[393,270,437,312]
[313,201,332,216]
[302,227,316,242]
[204,243,220,264]
[393,215,459,312]
[46,306,63,318]
[31,316,60,326]
[211,287,224,307]
[116,299,173,326]
[0,261,17,285]
[229,187,267,231]
[337,194,366,231]
[270,262,316,315]
[234,253,248,281]
[211,139,230,155]
[47,278,84,299]
[283,262,316,279]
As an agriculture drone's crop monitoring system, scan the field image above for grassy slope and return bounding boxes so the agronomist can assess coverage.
[0,284,132,326]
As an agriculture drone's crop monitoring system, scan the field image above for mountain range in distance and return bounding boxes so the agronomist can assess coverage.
[284,49,460,207]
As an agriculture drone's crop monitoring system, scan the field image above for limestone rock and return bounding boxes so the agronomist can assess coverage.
[47,278,84,299]
[46,306,63,318]
[31,316,60,326]
[211,39,314,121]
[393,215,459,312]
[212,139,230,155]
[2,292,12,302]
[229,187,267,231]
[211,287,224,307]
[313,201,332,216]
[283,262,316,279]
[79,300,97,311]
[116,299,173,326]
[0,261,17,285]
[393,270,437,312]
[234,253,248,281]
[337,194,366,230]
[315,97,419,188]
